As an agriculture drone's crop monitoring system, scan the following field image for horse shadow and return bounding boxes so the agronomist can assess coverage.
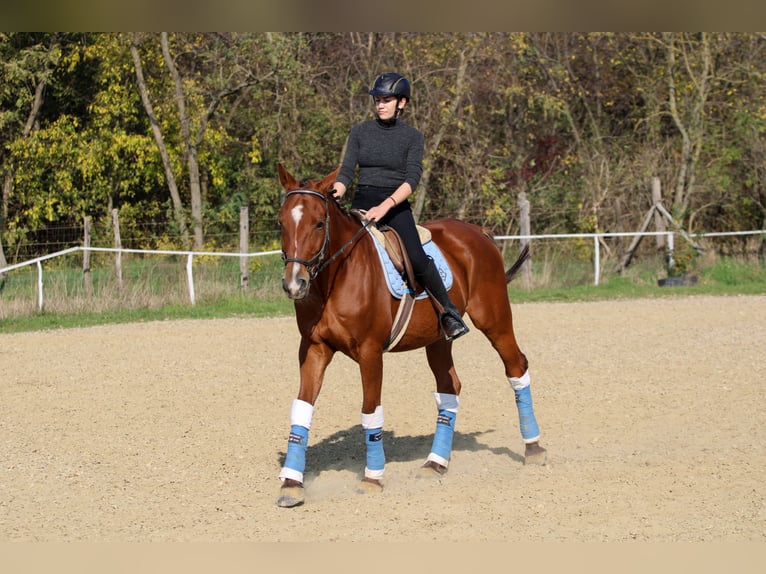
[275,427,525,476]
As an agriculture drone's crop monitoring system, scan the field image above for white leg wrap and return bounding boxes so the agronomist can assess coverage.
[278,467,304,483]
[433,392,459,413]
[508,370,531,391]
[290,399,314,429]
[361,405,384,429]
[364,467,385,480]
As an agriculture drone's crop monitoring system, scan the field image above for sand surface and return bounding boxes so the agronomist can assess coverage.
[1,295,764,542]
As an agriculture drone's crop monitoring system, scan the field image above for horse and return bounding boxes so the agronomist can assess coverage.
[275,164,546,507]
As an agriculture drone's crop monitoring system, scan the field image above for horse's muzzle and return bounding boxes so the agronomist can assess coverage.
[282,274,309,300]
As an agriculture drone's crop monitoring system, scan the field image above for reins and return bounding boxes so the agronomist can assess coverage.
[282,189,373,278]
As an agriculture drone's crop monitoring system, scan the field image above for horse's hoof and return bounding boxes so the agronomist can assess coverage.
[277,479,305,507]
[416,459,448,478]
[357,477,384,494]
[524,442,548,466]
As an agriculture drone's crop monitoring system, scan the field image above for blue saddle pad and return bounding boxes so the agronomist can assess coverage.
[369,231,453,300]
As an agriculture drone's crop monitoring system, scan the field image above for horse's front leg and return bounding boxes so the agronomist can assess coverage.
[357,346,385,494]
[277,339,333,508]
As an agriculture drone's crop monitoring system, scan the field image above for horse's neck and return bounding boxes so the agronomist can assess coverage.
[330,209,364,247]
[324,210,376,276]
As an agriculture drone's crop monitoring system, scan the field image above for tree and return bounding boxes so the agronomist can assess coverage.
[0,33,58,275]
[130,33,190,247]
[131,32,260,250]
[662,32,714,223]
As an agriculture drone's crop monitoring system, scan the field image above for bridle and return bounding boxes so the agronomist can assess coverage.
[281,189,372,279]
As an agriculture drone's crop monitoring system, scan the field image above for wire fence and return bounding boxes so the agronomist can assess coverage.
[1,229,763,319]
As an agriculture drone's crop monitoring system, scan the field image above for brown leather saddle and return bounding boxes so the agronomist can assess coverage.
[351,209,432,351]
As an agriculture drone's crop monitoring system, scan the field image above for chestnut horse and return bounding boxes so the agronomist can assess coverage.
[276,164,546,507]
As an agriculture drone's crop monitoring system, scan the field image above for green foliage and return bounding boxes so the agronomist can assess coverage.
[666,240,699,277]
[2,32,766,266]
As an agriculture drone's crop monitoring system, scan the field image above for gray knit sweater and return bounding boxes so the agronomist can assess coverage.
[336,118,424,191]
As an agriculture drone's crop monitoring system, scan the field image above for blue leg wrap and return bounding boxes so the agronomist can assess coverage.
[365,428,385,472]
[283,424,309,475]
[514,385,540,441]
[431,409,457,461]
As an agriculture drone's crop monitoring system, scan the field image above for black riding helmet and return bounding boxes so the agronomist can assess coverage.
[368,72,411,102]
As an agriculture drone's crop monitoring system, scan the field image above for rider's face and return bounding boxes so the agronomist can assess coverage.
[374,96,403,120]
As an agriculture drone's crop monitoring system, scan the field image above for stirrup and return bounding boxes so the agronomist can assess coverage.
[439,310,470,342]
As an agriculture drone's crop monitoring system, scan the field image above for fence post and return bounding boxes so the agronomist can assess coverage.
[36,260,44,311]
[593,235,601,286]
[83,216,93,297]
[667,232,675,270]
[112,208,123,292]
[186,253,195,305]
[240,205,249,289]
[652,177,666,250]
[518,191,531,286]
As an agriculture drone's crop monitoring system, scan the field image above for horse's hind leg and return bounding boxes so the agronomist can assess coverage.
[469,301,547,465]
[508,370,547,465]
[419,341,462,475]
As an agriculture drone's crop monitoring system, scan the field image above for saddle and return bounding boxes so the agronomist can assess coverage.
[351,209,433,352]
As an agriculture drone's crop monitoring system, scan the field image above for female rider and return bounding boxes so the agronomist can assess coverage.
[332,72,469,341]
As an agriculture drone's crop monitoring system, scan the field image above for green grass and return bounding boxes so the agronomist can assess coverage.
[508,267,766,303]
[1,255,764,334]
[0,295,295,334]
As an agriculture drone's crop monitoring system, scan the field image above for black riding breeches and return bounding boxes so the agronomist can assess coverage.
[351,186,430,275]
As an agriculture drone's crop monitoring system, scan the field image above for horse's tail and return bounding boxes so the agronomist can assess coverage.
[505,243,530,284]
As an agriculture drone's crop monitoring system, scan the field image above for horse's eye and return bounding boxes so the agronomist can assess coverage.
[316,221,325,229]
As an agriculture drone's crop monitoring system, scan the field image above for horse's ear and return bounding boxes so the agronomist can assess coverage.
[277,163,298,190]
[317,166,341,194]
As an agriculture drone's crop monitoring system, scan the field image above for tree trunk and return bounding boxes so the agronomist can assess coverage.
[129,36,191,249]
[0,176,9,274]
[664,32,712,222]
[1,74,47,274]
[161,32,204,251]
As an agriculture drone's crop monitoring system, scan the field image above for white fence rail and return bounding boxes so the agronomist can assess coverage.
[497,229,764,286]
[0,246,281,311]
[1,230,763,312]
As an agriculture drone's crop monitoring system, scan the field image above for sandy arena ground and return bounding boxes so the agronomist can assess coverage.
[1,295,765,542]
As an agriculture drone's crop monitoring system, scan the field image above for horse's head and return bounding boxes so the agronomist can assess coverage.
[277,164,341,300]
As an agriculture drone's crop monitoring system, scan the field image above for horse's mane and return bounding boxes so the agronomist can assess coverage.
[296,175,358,224]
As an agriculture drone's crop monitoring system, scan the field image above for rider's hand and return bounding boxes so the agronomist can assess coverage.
[364,202,391,222]
[331,186,344,201]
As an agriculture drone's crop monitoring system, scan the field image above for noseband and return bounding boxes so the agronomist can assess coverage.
[281,188,373,279]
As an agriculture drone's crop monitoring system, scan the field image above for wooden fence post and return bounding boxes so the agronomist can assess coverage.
[240,205,249,289]
[518,191,532,286]
[112,208,123,292]
[652,177,666,250]
[83,216,93,297]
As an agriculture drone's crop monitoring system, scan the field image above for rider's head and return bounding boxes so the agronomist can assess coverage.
[368,72,411,119]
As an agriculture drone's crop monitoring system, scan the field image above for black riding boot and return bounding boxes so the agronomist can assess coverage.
[416,257,470,342]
